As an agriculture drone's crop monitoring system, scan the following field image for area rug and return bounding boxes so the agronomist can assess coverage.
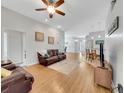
[47,60,81,75]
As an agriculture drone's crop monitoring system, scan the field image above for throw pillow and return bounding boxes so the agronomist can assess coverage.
[1,67,12,77]
[39,50,47,56]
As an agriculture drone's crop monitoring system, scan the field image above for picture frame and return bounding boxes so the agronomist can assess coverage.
[108,16,119,36]
[35,32,44,41]
[48,36,54,44]
[111,0,116,11]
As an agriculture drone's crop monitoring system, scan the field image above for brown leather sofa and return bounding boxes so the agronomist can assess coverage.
[1,63,34,93]
[47,49,66,61]
[37,49,66,66]
[37,53,48,66]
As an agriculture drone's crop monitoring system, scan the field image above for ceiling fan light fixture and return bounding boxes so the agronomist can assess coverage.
[47,6,55,14]
[35,0,65,18]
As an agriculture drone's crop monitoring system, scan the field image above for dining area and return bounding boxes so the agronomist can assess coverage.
[85,49,100,62]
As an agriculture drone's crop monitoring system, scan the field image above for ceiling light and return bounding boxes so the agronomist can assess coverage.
[35,0,65,18]
[47,6,55,14]
[45,18,48,22]
[98,35,101,38]
[57,25,61,29]
[78,36,85,38]
[91,37,94,40]
[74,40,78,42]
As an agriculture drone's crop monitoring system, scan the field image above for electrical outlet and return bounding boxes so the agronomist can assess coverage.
[118,84,123,93]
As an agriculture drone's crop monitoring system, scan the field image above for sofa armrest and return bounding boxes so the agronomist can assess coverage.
[1,60,12,66]
[1,72,25,89]
[2,64,16,70]
[38,56,47,64]
[37,53,46,61]
[25,73,34,83]
[37,52,47,66]
[17,67,34,83]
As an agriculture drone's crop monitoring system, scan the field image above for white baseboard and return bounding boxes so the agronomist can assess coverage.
[27,62,38,66]
[20,62,38,67]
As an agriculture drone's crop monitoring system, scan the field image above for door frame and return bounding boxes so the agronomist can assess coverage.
[2,28,26,65]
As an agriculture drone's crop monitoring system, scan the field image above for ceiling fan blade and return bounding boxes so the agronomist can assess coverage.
[42,0,49,5]
[35,8,47,11]
[49,13,53,18]
[55,9,65,16]
[54,0,64,8]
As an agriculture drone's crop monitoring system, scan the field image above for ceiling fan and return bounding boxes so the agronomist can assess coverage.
[35,0,65,18]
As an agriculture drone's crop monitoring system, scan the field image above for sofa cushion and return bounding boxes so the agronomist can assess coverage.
[47,50,53,57]
[47,49,59,56]
[54,50,59,56]
[47,56,58,61]
[1,67,12,78]
[46,56,59,65]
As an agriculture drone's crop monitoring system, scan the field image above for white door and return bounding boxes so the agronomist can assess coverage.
[74,41,80,52]
[3,30,25,65]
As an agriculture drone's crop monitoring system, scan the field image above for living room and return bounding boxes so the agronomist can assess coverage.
[1,0,123,93]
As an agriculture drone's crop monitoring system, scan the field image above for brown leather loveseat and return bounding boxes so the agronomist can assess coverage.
[37,49,66,66]
[1,63,34,93]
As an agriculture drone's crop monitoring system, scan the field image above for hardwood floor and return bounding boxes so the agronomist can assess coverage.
[25,52,111,93]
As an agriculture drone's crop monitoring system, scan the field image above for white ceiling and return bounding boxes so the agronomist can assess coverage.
[2,0,111,33]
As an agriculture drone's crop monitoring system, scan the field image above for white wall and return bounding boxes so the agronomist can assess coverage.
[105,0,123,88]
[1,7,65,65]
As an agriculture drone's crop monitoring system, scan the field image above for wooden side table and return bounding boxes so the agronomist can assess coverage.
[94,64,112,90]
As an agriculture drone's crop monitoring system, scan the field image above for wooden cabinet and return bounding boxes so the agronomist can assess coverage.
[94,62,112,90]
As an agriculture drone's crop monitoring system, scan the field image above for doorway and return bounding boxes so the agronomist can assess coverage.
[2,30,26,65]
[74,39,85,53]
